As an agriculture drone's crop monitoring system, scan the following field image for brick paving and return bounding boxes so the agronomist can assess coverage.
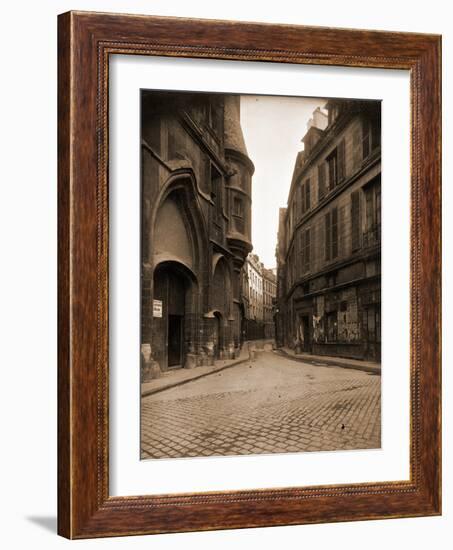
[140,350,381,459]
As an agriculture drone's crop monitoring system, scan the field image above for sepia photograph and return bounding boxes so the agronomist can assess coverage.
[139,90,381,460]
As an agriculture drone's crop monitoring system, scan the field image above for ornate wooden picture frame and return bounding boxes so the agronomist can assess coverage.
[58,11,441,539]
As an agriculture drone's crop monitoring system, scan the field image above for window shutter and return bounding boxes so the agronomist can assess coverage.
[351,190,361,251]
[371,116,381,150]
[362,118,371,160]
[332,207,338,258]
[338,139,346,182]
[299,183,304,217]
[352,126,362,172]
[328,155,336,190]
[325,212,331,261]
[318,163,326,200]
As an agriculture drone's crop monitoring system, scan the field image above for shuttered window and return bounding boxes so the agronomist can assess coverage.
[327,152,337,190]
[305,179,310,213]
[352,126,362,172]
[362,118,371,159]
[318,163,326,200]
[372,115,381,150]
[337,138,346,182]
[351,190,361,251]
[300,179,311,215]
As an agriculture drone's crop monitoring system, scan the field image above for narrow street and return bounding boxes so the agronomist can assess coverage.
[141,350,381,459]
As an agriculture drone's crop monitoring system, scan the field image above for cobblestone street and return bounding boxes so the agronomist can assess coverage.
[141,350,381,459]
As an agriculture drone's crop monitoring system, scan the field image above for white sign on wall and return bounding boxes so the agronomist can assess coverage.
[153,299,163,318]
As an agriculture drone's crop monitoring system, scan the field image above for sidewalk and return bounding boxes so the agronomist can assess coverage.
[275,347,381,374]
[141,345,251,398]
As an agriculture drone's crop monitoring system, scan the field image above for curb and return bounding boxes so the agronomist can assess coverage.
[273,349,381,375]
[141,357,250,398]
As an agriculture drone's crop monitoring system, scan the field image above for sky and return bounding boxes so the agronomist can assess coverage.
[240,95,326,269]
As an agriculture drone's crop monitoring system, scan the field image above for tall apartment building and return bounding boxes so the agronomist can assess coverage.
[263,267,277,339]
[240,253,276,341]
[275,99,381,361]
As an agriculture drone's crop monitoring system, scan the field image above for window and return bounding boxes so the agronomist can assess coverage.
[362,118,371,159]
[363,180,381,247]
[337,139,346,182]
[233,197,243,217]
[232,196,245,233]
[204,96,223,135]
[365,182,381,231]
[351,190,361,251]
[304,179,311,213]
[372,116,381,150]
[352,126,362,172]
[318,163,326,200]
[300,179,311,215]
[362,116,381,160]
[326,140,346,191]
[327,151,337,191]
[325,207,338,261]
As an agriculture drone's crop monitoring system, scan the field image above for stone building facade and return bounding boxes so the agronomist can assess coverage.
[246,254,264,321]
[263,267,277,339]
[140,91,254,379]
[240,254,276,341]
[241,253,264,340]
[275,99,381,361]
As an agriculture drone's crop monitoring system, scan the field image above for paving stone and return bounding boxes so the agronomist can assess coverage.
[141,351,381,459]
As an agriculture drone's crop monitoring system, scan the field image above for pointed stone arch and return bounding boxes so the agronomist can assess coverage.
[150,170,209,276]
[143,171,210,370]
[152,260,199,371]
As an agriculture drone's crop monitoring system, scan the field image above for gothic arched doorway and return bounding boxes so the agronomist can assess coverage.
[153,262,196,369]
